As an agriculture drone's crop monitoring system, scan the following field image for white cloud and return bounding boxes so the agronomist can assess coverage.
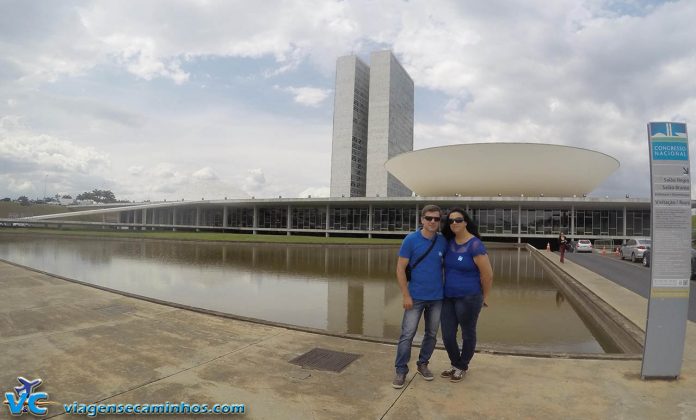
[1,0,695,201]
[243,168,266,195]
[128,165,143,175]
[0,175,33,194]
[192,166,218,180]
[158,177,248,201]
[0,0,362,85]
[148,163,178,179]
[276,85,332,107]
[118,163,247,201]
[0,116,113,198]
[103,33,190,84]
[0,116,109,174]
[298,187,330,198]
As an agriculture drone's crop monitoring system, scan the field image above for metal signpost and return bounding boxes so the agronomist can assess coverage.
[641,122,691,379]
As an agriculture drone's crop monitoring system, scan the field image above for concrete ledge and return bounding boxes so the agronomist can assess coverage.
[530,245,644,355]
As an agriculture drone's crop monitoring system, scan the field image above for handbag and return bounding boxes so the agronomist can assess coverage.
[406,235,438,282]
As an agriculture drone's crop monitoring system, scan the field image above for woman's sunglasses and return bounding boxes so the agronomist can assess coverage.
[448,218,465,224]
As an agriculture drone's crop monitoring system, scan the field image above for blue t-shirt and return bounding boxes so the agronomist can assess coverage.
[444,237,487,297]
[398,230,447,300]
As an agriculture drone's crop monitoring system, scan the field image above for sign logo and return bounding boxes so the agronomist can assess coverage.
[649,122,689,161]
[3,377,49,416]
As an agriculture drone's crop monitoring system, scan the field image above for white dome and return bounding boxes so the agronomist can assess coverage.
[385,143,619,197]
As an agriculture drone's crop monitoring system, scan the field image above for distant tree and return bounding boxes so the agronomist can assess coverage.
[76,189,118,203]
[1,197,10,202]
[61,194,72,199]
[17,196,29,206]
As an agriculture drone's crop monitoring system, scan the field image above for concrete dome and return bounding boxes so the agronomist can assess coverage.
[385,143,620,197]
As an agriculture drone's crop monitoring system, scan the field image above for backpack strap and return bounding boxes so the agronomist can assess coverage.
[410,234,438,271]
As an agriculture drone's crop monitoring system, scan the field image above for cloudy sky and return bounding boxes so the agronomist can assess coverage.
[1,0,695,201]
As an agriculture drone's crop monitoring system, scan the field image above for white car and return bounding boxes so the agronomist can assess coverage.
[620,238,651,262]
[575,239,593,253]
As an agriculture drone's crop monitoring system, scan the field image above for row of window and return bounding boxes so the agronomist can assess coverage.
[474,208,649,236]
[121,207,652,236]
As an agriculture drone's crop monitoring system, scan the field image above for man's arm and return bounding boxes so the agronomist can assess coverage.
[396,256,413,310]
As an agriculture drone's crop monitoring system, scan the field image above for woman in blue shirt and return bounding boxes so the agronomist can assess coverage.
[439,207,493,382]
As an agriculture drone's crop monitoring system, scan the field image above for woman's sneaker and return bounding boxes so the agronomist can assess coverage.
[440,367,456,378]
[450,368,464,382]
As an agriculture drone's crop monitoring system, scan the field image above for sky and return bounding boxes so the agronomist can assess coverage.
[1,0,695,202]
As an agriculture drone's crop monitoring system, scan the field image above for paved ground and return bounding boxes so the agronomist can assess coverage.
[1,253,696,419]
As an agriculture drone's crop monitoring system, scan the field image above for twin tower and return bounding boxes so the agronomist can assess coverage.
[330,51,414,198]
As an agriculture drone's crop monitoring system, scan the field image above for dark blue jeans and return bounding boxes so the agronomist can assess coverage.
[394,299,442,374]
[441,294,484,371]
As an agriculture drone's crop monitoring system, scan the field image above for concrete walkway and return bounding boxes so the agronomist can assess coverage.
[1,255,695,419]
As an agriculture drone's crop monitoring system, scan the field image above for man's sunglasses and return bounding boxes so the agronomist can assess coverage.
[422,216,441,222]
[448,218,465,224]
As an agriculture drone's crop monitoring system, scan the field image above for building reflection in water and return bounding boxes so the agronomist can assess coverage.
[0,236,602,353]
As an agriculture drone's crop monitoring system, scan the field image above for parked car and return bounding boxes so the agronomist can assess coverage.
[575,239,593,253]
[644,248,696,280]
[620,238,651,262]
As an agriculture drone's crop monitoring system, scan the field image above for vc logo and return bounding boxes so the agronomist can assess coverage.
[3,377,49,416]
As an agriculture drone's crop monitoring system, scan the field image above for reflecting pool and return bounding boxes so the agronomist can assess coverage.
[0,235,604,353]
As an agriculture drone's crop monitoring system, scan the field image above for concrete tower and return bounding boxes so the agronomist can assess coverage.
[365,51,413,197]
[330,55,370,197]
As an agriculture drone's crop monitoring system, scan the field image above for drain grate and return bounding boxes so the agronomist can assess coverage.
[289,348,361,373]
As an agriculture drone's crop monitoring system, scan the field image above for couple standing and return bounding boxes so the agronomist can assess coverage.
[392,204,493,388]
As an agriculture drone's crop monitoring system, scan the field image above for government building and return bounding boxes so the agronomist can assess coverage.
[21,51,693,247]
[330,51,413,198]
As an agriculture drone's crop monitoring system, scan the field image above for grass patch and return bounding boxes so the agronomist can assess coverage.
[0,202,72,218]
[0,227,403,245]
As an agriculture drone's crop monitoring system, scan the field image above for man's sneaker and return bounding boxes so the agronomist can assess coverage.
[417,364,434,381]
[392,372,406,389]
[450,368,465,382]
[440,367,456,378]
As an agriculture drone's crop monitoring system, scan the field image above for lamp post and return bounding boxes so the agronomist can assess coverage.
[43,174,48,202]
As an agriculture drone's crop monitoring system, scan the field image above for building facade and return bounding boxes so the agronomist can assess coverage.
[24,196,666,248]
[365,51,413,198]
[330,56,370,197]
[330,51,413,198]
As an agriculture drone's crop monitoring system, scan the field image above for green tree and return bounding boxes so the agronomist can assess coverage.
[17,196,29,206]
[76,189,117,203]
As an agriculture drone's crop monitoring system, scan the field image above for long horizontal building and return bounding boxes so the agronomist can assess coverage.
[14,143,688,247]
[18,195,664,247]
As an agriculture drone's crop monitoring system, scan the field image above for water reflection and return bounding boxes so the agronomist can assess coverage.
[0,236,603,353]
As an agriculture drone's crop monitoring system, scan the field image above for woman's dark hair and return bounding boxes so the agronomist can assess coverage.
[442,207,481,240]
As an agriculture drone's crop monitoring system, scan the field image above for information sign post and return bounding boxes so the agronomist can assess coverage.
[641,122,691,379]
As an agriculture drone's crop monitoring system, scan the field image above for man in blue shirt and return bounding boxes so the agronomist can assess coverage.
[392,204,447,388]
